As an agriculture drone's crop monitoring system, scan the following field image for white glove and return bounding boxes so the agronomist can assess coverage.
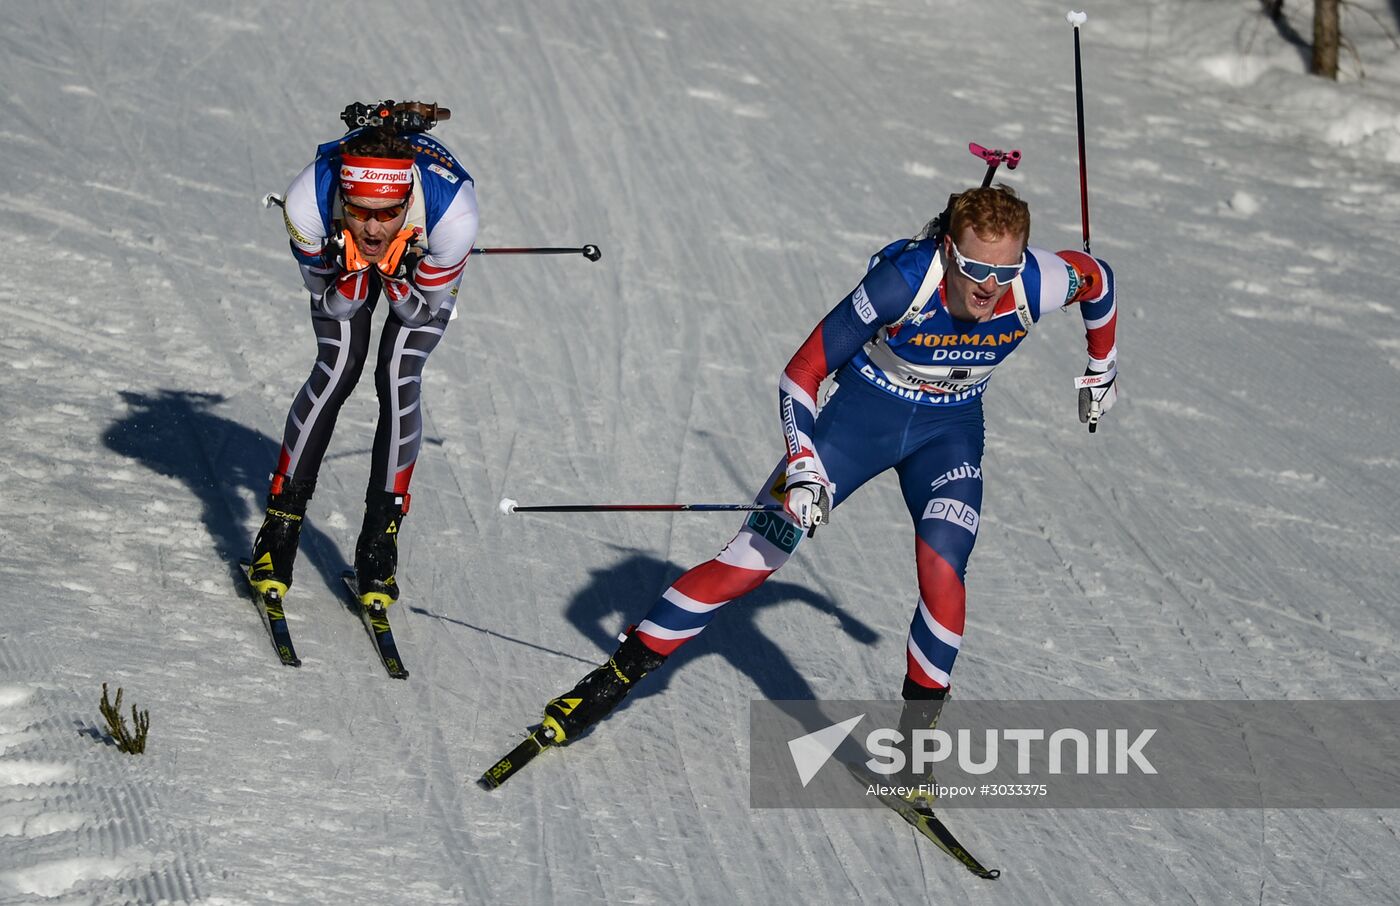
[1075,361,1117,434]
[783,455,833,536]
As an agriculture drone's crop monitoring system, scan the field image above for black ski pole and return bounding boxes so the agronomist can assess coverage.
[260,194,600,261]
[472,245,601,261]
[498,498,782,514]
[1068,10,1092,254]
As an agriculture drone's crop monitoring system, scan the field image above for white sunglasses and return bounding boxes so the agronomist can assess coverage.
[948,239,1026,286]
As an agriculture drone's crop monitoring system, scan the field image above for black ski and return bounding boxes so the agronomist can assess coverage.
[847,762,999,879]
[878,793,999,879]
[341,571,409,679]
[237,559,301,667]
[477,725,561,790]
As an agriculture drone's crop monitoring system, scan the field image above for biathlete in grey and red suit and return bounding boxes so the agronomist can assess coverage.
[247,120,478,604]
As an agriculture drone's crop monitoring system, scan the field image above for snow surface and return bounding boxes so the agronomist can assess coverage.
[1,0,1399,903]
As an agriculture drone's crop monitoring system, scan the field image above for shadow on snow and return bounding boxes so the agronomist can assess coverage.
[101,388,351,595]
[417,549,881,726]
[104,390,882,709]
[565,550,879,705]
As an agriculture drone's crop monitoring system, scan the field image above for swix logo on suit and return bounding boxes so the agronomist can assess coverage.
[930,462,982,492]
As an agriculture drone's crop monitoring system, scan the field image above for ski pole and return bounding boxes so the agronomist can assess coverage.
[260,194,601,261]
[969,142,1022,188]
[1067,10,1092,254]
[498,498,783,515]
[471,245,602,261]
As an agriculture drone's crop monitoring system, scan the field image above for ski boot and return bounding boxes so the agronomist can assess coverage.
[354,489,408,608]
[247,475,316,597]
[897,678,950,808]
[541,633,667,744]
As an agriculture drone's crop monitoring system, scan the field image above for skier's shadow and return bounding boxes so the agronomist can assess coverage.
[101,389,350,594]
[563,550,880,706]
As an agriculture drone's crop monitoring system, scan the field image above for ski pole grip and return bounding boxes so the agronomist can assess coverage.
[1067,10,1087,27]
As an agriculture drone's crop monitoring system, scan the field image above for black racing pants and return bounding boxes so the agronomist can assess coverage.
[272,290,447,497]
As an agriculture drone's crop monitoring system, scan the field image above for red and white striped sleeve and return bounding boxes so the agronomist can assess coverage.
[387,183,480,327]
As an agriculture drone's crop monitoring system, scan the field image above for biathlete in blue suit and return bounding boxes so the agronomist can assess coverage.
[537,185,1117,762]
